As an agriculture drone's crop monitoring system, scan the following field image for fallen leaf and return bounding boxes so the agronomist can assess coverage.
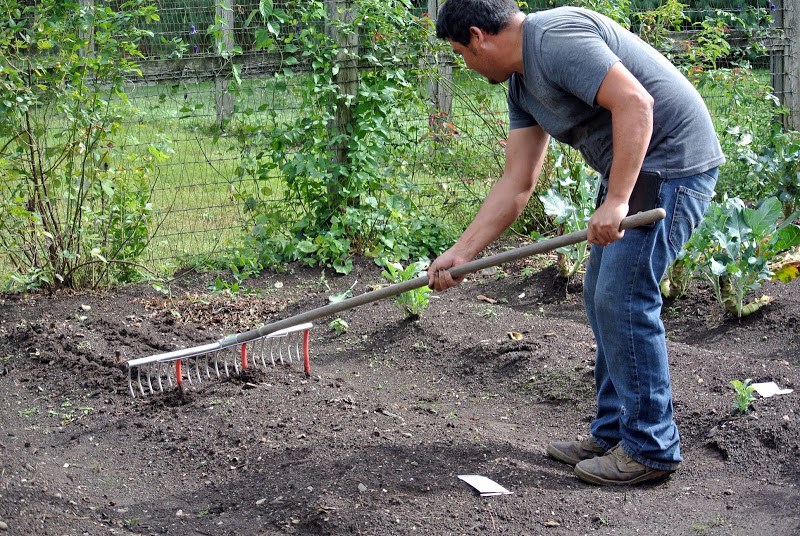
[507,331,523,341]
[544,519,560,527]
[477,294,497,304]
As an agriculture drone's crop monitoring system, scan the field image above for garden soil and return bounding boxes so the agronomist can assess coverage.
[1,246,798,536]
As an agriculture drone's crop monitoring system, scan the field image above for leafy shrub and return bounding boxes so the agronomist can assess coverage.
[0,0,167,291]
[231,0,454,274]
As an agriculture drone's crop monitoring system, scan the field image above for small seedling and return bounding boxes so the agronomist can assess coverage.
[520,266,536,280]
[730,378,756,413]
[481,307,498,319]
[328,280,358,303]
[18,407,39,418]
[329,317,349,335]
[380,260,431,319]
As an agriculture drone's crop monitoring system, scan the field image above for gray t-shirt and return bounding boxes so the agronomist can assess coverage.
[508,7,725,178]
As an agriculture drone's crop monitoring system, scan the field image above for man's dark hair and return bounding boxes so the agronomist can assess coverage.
[435,0,522,45]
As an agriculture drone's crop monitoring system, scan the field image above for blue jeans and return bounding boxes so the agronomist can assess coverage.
[583,168,717,470]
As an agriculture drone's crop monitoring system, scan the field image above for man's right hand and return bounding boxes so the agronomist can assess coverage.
[427,248,472,292]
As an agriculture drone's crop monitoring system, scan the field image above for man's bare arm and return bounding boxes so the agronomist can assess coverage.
[590,61,654,246]
[427,125,550,291]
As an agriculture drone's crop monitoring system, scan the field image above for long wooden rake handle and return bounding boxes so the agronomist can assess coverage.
[132,208,665,365]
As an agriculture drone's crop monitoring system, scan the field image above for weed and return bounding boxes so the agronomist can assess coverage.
[318,270,331,291]
[329,318,349,336]
[730,378,756,413]
[49,399,93,425]
[481,307,498,319]
[380,260,431,319]
[18,407,39,418]
[520,266,536,280]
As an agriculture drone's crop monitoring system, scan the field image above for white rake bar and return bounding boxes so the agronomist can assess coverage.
[127,322,312,398]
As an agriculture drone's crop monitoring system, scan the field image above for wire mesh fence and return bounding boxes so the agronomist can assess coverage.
[1,0,796,283]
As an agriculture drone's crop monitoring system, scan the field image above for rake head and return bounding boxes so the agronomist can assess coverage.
[127,323,312,398]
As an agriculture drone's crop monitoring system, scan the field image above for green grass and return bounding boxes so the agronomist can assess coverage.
[1,61,780,281]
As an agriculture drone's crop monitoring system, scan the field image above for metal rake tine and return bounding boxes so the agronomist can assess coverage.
[258,337,267,369]
[269,337,277,366]
[184,358,193,385]
[146,363,155,395]
[156,361,165,393]
[292,331,301,364]
[232,346,240,375]
[166,361,174,388]
[137,366,146,397]
[285,333,294,365]
[213,351,221,378]
[195,357,202,384]
[204,355,211,379]
[222,350,230,377]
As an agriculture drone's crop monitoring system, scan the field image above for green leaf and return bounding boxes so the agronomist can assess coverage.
[232,63,241,86]
[259,0,273,18]
[540,189,575,223]
[711,258,727,276]
[745,197,782,237]
[296,240,316,253]
[772,224,800,252]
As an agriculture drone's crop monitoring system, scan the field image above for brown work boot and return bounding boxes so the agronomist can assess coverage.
[574,444,676,486]
[546,436,606,466]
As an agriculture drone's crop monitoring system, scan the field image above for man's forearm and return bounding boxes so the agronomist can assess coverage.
[451,177,535,259]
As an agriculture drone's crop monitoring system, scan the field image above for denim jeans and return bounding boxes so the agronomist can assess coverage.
[583,168,718,471]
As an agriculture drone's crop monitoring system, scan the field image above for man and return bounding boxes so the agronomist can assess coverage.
[427,0,724,486]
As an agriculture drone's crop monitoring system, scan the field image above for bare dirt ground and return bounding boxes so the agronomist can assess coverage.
[1,246,798,536]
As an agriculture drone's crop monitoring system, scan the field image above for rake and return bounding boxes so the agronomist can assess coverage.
[127,208,665,397]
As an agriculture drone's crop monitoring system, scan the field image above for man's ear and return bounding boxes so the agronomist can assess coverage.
[468,26,484,51]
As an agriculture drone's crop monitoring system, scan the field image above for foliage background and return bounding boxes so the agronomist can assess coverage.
[0,0,796,293]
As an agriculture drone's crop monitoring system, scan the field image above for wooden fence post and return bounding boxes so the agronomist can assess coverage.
[771,0,799,130]
[427,0,454,140]
[79,0,95,58]
[215,0,234,125]
[325,0,359,181]
[783,0,799,130]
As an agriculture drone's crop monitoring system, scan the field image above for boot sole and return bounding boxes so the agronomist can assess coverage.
[574,465,673,486]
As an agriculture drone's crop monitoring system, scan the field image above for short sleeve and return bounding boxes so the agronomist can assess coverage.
[538,25,619,106]
[507,76,537,130]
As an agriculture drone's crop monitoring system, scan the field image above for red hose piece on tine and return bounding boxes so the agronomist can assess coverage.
[241,343,248,370]
[176,359,182,386]
[303,329,311,377]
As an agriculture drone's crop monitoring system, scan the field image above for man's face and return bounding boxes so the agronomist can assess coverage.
[450,38,504,85]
